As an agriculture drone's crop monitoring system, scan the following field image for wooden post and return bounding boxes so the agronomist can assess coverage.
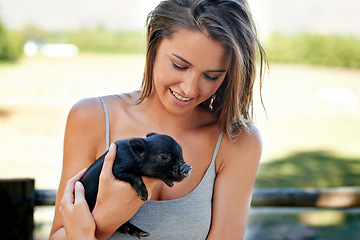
[0,179,35,240]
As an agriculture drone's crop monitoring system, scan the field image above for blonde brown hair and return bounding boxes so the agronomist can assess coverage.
[139,0,267,137]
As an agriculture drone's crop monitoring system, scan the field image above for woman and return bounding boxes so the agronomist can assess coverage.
[50,0,267,239]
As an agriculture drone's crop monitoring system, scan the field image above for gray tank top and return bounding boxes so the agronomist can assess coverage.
[99,97,223,239]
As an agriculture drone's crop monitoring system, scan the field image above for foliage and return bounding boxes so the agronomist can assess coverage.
[254,151,360,188]
[264,33,360,69]
[67,27,145,54]
[22,24,53,43]
[22,24,145,54]
[0,20,24,62]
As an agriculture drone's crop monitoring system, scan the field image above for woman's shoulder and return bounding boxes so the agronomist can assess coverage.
[68,97,105,123]
[217,123,262,171]
[236,123,262,148]
[68,93,136,119]
[228,122,262,148]
[67,95,130,132]
[66,97,106,141]
[66,93,142,140]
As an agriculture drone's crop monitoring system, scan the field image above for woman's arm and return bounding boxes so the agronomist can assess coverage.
[49,98,156,240]
[207,125,262,240]
[50,98,104,240]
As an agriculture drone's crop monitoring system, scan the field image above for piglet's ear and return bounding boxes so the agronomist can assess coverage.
[146,132,158,138]
[129,138,146,158]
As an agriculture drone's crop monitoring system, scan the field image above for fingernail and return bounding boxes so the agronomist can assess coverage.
[109,143,116,152]
[75,181,82,190]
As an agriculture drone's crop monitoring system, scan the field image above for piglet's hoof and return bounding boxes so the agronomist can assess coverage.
[118,222,150,239]
[138,189,148,202]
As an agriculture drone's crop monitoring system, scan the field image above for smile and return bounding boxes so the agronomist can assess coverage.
[170,89,192,102]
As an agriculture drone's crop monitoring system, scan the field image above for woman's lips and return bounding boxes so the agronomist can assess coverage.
[170,89,191,101]
[169,89,193,106]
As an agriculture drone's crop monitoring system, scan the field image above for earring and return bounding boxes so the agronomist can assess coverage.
[209,94,216,111]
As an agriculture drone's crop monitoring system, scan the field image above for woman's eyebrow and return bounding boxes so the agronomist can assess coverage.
[172,53,227,73]
[172,53,193,66]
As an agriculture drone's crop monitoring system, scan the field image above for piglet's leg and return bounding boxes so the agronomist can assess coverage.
[115,172,148,201]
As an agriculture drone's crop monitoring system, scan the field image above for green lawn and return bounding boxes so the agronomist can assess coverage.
[0,54,360,189]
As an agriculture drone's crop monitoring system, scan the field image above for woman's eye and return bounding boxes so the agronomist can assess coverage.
[172,62,188,71]
[204,74,220,81]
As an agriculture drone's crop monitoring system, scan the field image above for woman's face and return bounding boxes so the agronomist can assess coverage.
[152,27,230,116]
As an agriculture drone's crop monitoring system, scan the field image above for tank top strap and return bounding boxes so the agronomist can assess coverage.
[99,96,110,151]
[211,131,223,165]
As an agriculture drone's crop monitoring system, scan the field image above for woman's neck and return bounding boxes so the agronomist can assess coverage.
[136,93,216,134]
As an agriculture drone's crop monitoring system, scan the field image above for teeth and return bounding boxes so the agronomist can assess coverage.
[171,90,191,101]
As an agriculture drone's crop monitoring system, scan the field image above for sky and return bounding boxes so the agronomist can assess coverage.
[0,0,359,36]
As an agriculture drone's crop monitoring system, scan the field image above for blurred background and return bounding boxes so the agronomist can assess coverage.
[0,0,359,239]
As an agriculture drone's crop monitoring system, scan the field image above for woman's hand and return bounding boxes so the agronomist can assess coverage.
[92,143,157,240]
[59,168,97,240]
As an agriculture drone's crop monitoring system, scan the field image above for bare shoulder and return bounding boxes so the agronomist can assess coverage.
[217,123,262,172]
[65,97,107,160]
[68,97,104,122]
[236,123,262,154]
[61,97,107,187]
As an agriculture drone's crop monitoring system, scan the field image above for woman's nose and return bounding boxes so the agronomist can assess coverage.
[180,72,200,97]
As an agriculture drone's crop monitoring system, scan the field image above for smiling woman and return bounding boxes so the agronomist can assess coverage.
[150,28,229,114]
[49,1,267,239]
[139,0,267,137]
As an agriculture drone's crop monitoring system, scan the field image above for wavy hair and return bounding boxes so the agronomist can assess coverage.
[139,0,267,138]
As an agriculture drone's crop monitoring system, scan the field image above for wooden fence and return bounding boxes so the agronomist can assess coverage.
[2,178,360,240]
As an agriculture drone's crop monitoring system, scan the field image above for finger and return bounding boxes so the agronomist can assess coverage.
[74,181,87,204]
[101,143,117,177]
[62,168,87,204]
[67,168,88,187]
[72,168,88,182]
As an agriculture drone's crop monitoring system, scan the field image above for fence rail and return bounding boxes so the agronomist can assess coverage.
[2,178,360,240]
[35,189,57,206]
[251,187,360,208]
[35,186,360,208]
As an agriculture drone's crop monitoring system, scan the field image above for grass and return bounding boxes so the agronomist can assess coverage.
[255,151,360,188]
[1,54,359,240]
[0,54,360,190]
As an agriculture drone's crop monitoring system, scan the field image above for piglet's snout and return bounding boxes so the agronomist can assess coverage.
[180,164,192,178]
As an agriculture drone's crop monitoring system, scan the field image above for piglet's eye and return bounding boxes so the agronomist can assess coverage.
[158,154,169,161]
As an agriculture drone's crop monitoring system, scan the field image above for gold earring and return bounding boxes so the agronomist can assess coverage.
[209,95,216,111]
